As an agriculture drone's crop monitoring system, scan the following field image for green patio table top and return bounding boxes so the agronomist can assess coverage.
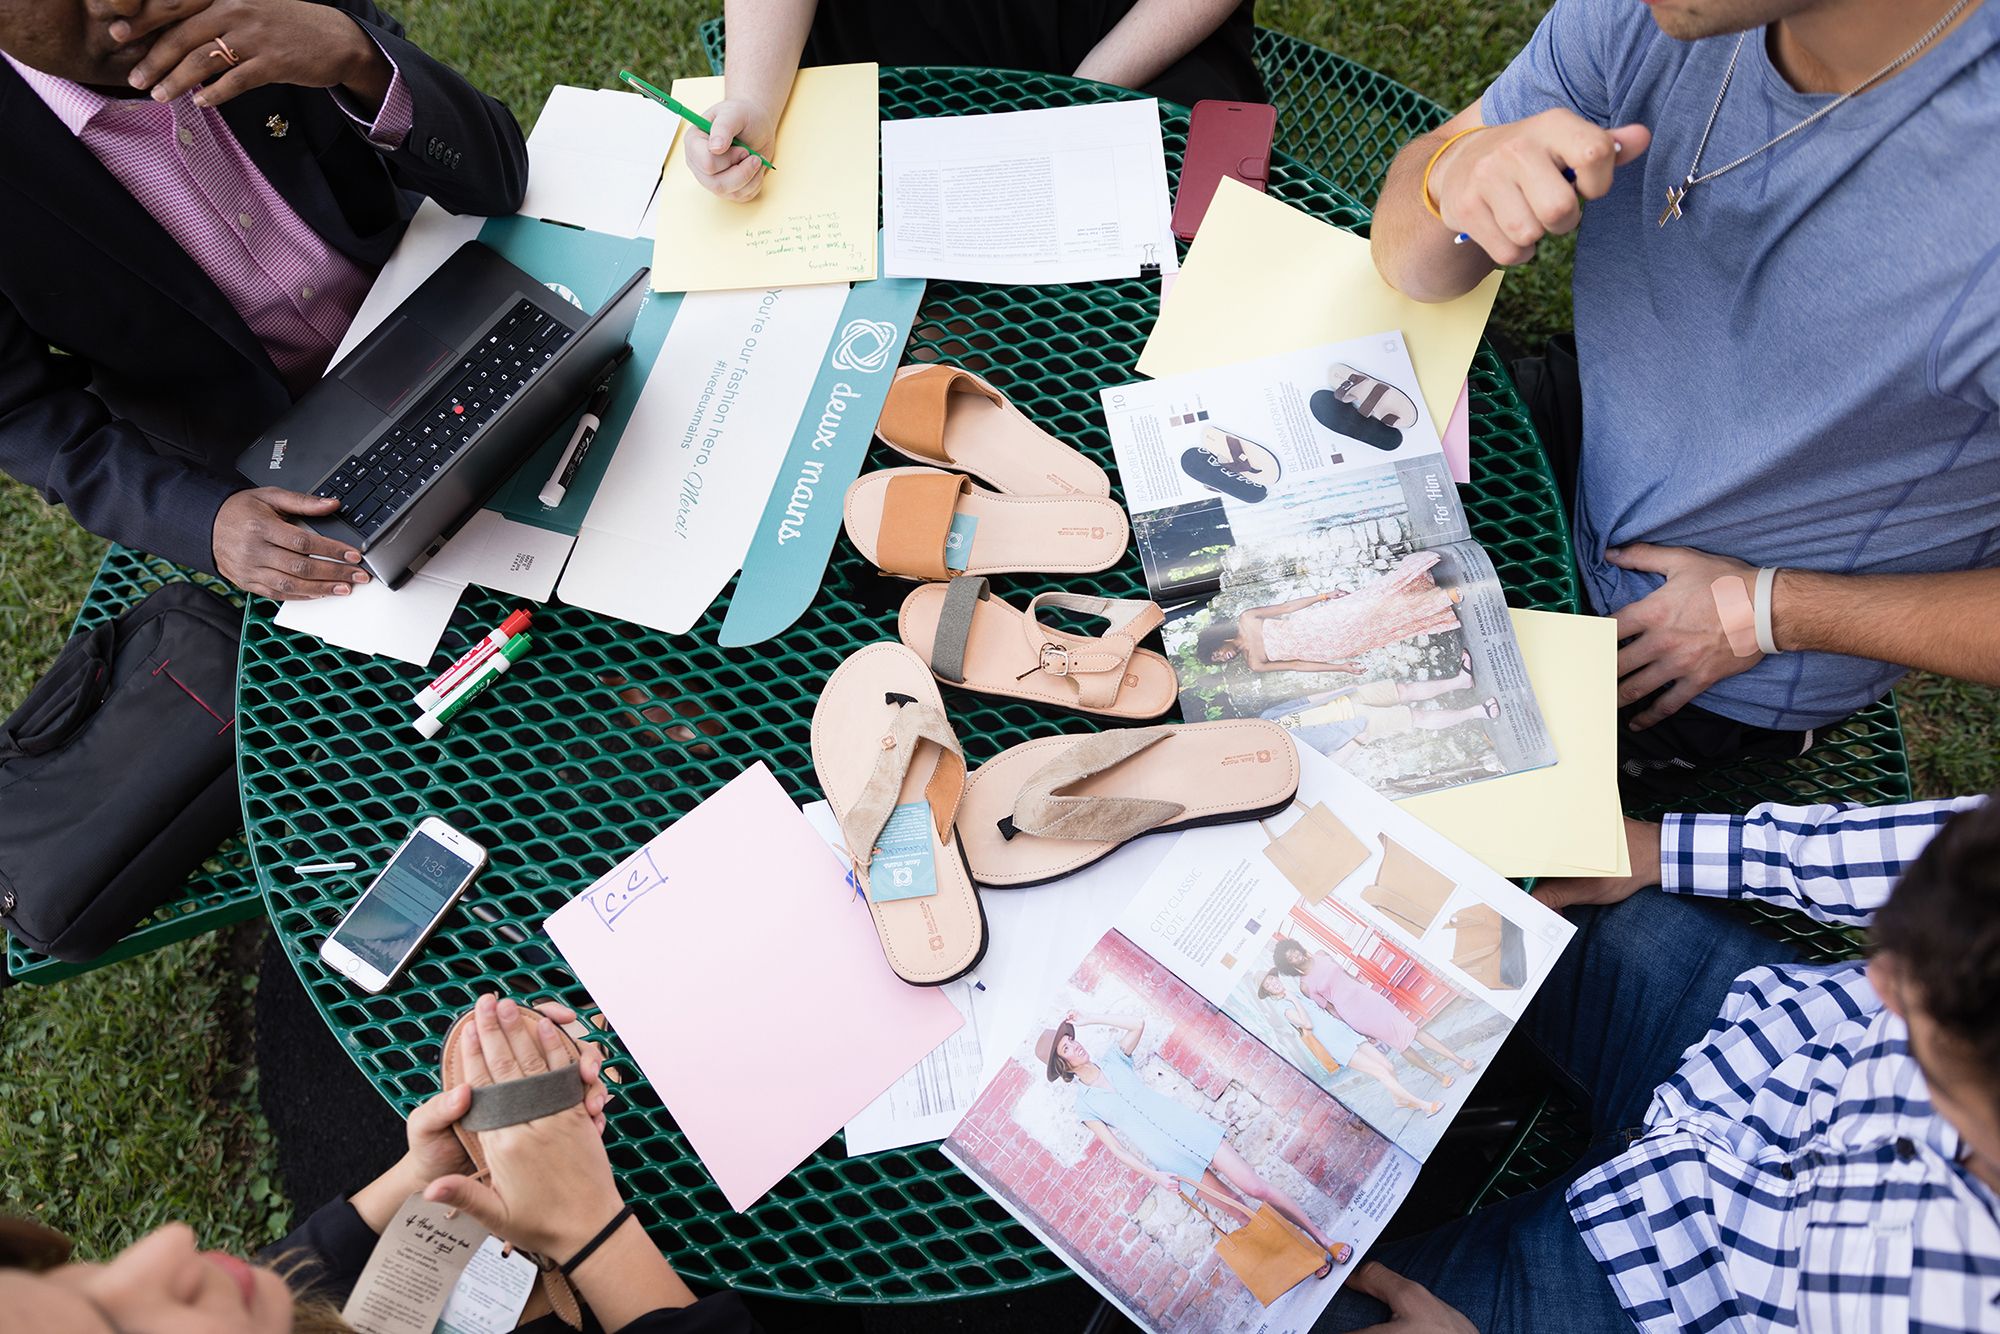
[238,63,1579,1304]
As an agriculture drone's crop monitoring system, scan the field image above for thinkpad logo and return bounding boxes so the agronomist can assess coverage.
[267,438,289,470]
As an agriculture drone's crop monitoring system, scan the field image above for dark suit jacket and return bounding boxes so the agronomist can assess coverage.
[0,0,528,572]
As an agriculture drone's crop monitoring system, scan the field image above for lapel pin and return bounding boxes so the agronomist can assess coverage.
[265,114,289,139]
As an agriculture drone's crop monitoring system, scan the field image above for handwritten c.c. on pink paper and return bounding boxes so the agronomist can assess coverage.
[544,763,963,1212]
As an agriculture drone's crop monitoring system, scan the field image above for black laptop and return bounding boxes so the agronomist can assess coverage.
[238,240,649,589]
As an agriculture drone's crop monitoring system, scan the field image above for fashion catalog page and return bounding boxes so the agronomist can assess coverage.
[943,751,1573,1333]
[1102,338,1556,798]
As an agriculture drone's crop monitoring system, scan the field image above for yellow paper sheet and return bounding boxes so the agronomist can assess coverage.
[650,64,879,292]
[1397,610,1630,879]
[1138,178,1502,423]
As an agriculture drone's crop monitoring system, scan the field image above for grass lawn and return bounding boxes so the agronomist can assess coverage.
[3,0,1995,1263]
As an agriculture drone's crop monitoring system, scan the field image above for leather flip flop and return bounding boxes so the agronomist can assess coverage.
[957,720,1300,888]
[440,1011,589,1329]
[877,363,1111,497]
[898,576,1176,719]
[844,466,1127,580]
[810,643,988,986]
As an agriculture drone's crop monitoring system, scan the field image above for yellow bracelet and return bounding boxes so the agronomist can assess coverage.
[1421,125,1490,224]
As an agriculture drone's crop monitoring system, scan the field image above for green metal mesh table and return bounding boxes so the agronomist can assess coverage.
[242,66,1567,1304]
[5,547,255,985]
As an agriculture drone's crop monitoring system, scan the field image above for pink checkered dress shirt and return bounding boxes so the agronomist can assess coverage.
[5,51,413,393]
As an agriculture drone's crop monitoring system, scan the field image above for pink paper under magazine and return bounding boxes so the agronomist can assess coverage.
[544,762,963,1211]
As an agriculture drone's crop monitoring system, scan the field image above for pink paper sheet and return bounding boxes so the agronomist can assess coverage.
[544,764,963,1211]
[1443,380,1471,484]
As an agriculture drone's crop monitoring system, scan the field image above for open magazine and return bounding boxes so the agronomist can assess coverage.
[943,749,1575,1334]
[1103,334,1556,798]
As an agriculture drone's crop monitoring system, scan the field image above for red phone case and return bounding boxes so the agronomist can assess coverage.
[1172,100,1278,241]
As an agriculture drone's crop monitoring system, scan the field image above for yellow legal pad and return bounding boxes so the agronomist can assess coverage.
[1398,610,1632,879]
[650,63,879,292]
[1139,177,1501,424]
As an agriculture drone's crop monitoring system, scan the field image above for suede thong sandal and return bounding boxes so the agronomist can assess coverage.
[876,364,1112,498]
[439,1009,594,1329]
[957,720,1301,887]
[811,643,989,986]
[844,467,1127,580]
[898,576,1177,719]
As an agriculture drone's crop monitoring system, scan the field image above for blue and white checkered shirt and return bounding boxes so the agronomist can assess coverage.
[1567,798,2000,1332]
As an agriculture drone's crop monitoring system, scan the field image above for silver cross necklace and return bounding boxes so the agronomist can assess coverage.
[1659,0,1975,226]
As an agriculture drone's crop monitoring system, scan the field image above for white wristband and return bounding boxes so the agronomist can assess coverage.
[1753,566,1781,656]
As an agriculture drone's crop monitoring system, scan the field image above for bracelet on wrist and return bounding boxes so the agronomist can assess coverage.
[558,1202,635,1277]
[1753,566,1783,656]
[1422,125,1490,224]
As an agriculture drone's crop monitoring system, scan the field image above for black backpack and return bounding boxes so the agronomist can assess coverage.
[0,583,244,963]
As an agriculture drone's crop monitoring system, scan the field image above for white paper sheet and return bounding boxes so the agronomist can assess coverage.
[882,100,1178,283]
[804,801,1174,1155]
[416,510,574,602]
[557,284,849,633]
[274,571,463,667]
[520,86,676,238]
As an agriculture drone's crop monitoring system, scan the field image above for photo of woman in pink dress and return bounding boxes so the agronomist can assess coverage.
[1194,551,1463,674]
[1270,938,1478,1084]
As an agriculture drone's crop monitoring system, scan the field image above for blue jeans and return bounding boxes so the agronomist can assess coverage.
[1315,889,1801,1333]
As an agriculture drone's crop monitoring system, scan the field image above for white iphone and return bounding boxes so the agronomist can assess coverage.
[319,817,488,993]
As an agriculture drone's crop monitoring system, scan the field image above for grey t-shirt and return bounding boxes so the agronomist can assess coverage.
[1483,0,2000,731]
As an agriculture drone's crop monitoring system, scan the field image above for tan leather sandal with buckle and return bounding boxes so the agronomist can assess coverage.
[899,576,1176,719]
[810,643,988,986]
[844,467,1127,580]
[957,720,1300,888]
[877,363,1111,497]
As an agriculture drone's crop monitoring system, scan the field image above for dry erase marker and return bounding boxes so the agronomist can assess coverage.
[539,359,626,507]
[618,69,776,171]
[423,624,530,719]
[413,609,531,711]
[415,633,531,739]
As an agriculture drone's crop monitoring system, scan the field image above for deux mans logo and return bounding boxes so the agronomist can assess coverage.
[831,318,899,373]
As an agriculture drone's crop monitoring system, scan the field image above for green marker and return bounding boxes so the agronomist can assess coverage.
[414,632,531,739]
[618,69,776,172]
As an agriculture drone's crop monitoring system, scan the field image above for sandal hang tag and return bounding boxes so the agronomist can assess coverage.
[339,1192,489,1334]
[942,514,977,573]
[867,800,942,902]
[435,1236,539,1334]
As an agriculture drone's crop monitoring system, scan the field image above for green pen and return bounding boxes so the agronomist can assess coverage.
[414,632,531,739]
[618,69,776,172]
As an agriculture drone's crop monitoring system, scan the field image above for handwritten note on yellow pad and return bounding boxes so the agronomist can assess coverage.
[1139,178,1501,424]
[650,64,878,292]
[1397,610,1630,879]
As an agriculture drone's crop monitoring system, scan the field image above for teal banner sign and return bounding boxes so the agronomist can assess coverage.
[719,237,925,646]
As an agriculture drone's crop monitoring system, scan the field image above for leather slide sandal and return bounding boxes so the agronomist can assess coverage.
[440,1007,590,1329]
[877,363,1111,497]
[810,643,988,986]
[899,576,1176,719]
[845,467,1128,580]
[957,720,1300,888]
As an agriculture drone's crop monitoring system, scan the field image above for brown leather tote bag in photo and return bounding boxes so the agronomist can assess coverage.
[1183,1178,1328,1305]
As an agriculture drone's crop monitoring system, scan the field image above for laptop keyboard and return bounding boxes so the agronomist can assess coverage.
[314,299,574,541]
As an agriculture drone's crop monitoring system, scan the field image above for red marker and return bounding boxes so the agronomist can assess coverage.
[412,608,531,711]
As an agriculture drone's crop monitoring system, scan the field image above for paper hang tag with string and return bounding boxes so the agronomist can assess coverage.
[339,1193,490,1334]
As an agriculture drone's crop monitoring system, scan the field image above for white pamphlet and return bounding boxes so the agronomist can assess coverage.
[882,100,1178,283]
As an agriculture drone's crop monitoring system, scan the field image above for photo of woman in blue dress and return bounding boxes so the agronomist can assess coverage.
[1034,1011,1355,1276]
